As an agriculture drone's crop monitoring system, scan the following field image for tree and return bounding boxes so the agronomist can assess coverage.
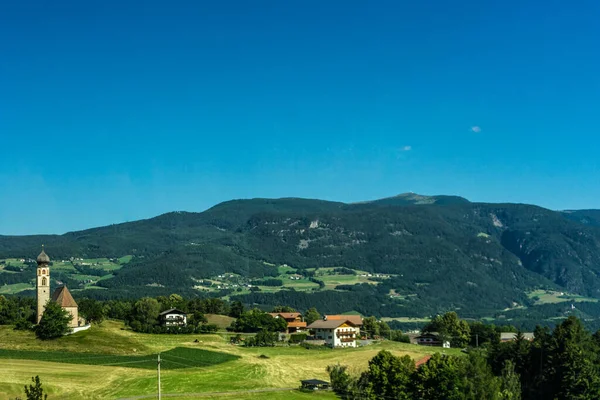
[362,316,379,338]
[327,363,353,397]
[168,293,185,310]
[130,297,160,327]
[244,329,277,347]
[542,317,600,400]
[413,353,465,400]
[378,320,391,339]
[24,376,47,400]
[229,301,244,318]
[461,350,501,400]
[230,309,287,333]
[424,312,471,348]
[271,305,296,313]
[304,307,320,325]
[498,360,521,400]
[78,298,105,325]
[365,350,415,399]
[189,311,207,326]
[35,301,71,340]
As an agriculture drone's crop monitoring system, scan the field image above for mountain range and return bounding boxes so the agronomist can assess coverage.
[1,193,600,320]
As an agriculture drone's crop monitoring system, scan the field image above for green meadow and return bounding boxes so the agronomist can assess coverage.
[0,320,458,399]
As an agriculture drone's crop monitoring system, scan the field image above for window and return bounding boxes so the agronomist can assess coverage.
[42,269,46,275]
[42,277,47,286]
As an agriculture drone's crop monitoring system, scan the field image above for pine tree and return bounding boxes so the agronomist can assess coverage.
[35,301,71,340]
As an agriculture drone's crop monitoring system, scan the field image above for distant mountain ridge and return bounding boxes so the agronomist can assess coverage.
[1,194,600,319]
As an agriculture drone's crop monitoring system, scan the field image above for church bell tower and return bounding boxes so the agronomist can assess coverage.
[36,246,51,323]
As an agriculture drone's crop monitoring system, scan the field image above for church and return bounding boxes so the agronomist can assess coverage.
[36,248,80,328]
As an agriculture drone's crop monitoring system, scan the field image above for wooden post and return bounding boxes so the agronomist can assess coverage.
[157,353,161,400]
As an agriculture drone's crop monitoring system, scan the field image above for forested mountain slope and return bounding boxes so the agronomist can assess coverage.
[1,194,599,318]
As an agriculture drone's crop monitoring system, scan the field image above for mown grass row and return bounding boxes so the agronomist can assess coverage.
[0,347,239,370]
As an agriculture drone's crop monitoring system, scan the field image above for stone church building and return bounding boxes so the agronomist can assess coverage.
[36,248,80,328]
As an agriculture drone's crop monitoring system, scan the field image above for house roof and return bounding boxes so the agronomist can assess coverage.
[301,379,329,385]
[324,314,363,325]
[415,355,432,368]
[416,333,440,339]
[500,332,534,341]
[159,308,187,316]
[268,312,301,319]
[287,321,307,328]
[308,319,357,329]
[51,286,78,308]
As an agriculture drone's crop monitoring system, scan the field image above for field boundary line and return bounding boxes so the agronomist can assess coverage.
[117,387,297,399]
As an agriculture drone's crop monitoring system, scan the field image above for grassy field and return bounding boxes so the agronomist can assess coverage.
[205,314,235,329]
[381,317,430,323]
[0,283,33,294]
[0,347,239,370]
[0,320,458,399]
[527,289,598,305]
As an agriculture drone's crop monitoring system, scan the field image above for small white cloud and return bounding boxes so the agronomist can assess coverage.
[471,126,481,133]
[401,145,412,151]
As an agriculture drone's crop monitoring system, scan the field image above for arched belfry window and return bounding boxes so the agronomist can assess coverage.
[42,277,47,286]
[42,269,46,275]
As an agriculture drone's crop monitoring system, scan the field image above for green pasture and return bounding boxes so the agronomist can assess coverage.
[0,283,33,294]
[527,289,598,305]
[0,320,455,399]
[1,259,27,268]
[0,347,239,370]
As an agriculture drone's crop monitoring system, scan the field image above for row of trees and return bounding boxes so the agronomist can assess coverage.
[328,316,600,399]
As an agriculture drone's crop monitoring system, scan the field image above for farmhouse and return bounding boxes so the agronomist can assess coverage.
[415,333,442,346]
[500,332,534,342]
[323,314,363,335]
[415,332,451,348]
[307,319,358,348]
[159,308,188,327]
[268,312,307,333]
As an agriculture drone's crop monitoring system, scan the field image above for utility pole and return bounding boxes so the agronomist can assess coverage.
[157,353,161,400]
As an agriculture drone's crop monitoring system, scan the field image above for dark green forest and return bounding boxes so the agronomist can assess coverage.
[2,194,600,322]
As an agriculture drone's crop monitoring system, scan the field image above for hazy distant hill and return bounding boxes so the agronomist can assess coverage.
[1,194,600,318]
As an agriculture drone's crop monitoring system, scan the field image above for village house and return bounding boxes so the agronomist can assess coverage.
[500,332,534,342]
[414,332,450,348]
[268,312,307,333]
[307,319,358,348]
[159,308,187,327]
[323,314,363,335]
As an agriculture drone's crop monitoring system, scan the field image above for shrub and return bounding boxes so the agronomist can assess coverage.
[289,333,308,344]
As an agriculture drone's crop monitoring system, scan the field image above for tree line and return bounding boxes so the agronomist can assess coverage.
[328,315,600,399]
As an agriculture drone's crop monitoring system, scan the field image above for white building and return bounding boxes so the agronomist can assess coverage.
[159,308,187,327]
[307,319,358,348]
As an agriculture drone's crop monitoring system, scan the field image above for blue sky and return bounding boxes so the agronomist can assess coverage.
[1,1,599,235]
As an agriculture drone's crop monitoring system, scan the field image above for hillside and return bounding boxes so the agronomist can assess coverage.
[0,320,447,399]
[1,194,600,319]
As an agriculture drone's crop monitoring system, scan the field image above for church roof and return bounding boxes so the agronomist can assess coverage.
[52,286,78,308]
[37,249,50,264]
